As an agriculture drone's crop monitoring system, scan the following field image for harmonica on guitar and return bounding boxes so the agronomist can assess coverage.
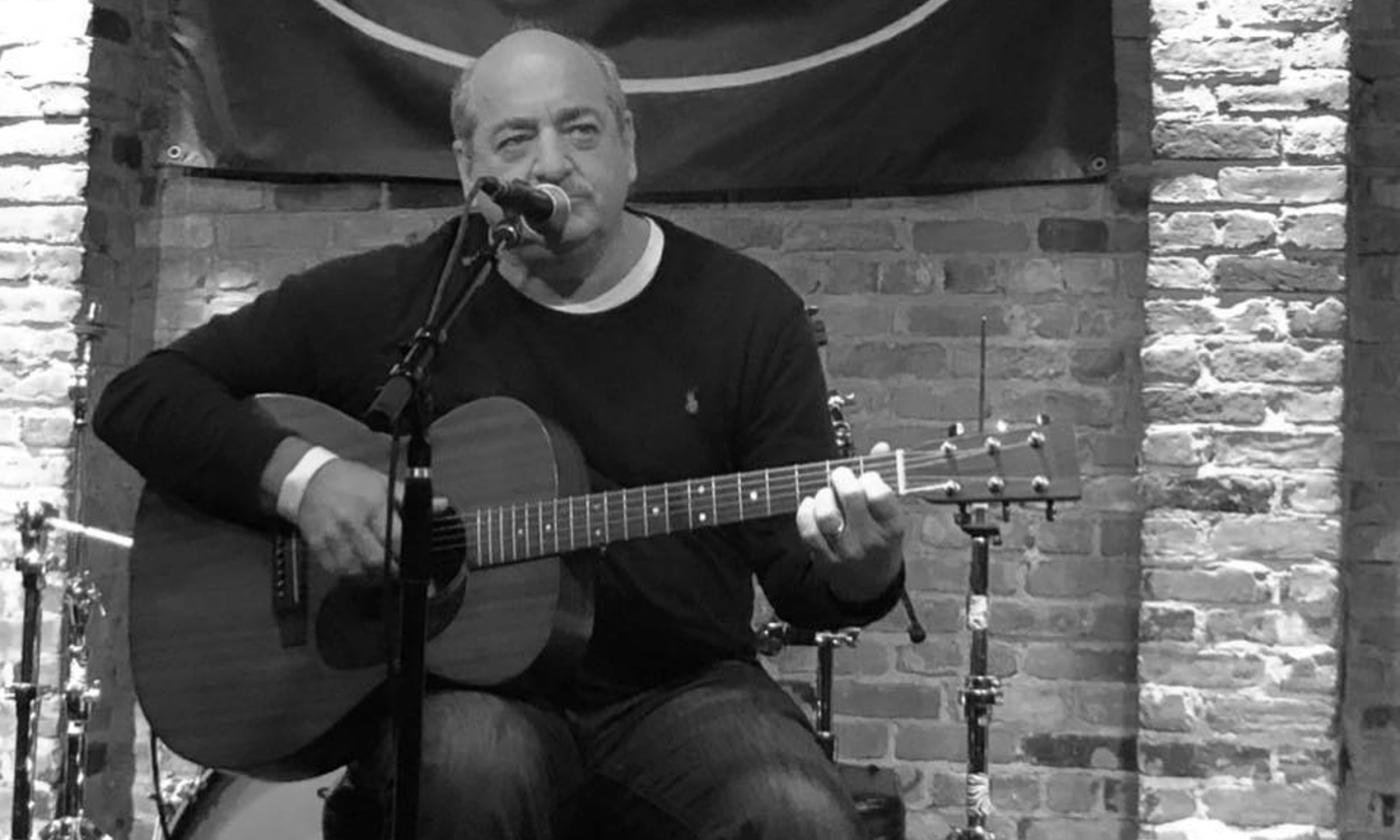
[129,394,1080,780]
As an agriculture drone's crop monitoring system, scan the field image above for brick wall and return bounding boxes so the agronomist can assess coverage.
[0,0,95,830]
[1141,0,1349,838]
[1343,0,1400,837]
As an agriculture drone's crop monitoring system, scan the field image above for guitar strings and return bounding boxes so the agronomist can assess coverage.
[420,439,1063,566]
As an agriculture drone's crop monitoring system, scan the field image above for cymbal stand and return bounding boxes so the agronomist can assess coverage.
[38,575,106,840]
[39,300,112,840]
[9,504,51,840]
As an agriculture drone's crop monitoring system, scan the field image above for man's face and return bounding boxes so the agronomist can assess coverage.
[454,35,637,256]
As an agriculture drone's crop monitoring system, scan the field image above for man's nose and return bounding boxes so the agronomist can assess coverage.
[531,129,571,182]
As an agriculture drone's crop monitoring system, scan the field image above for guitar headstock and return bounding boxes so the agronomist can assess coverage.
[900,416,1081,511]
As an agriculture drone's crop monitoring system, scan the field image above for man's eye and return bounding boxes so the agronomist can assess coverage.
[568,124,600,139]
[498,135,530,151]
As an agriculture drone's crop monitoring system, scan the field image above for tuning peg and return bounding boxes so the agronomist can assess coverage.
[1032,475,1050,494]
[1028,430,1046,449]
[995,418,1010,434]
[940,440,958,458]
[985,436,1002,456]
[1036,412,1051,426]
[947,422,965,438]
[986,476,1005,494]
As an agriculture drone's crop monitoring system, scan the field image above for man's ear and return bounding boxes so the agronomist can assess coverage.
[621,110,637,185]
[452,138,475,203]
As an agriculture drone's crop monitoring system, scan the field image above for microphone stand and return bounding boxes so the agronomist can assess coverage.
[362,209,513,840]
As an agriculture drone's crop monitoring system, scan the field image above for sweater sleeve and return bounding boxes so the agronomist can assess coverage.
[736,289,904,630]
[93,278,321,525]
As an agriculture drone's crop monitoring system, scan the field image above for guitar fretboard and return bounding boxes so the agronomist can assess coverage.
[444,454,886,568]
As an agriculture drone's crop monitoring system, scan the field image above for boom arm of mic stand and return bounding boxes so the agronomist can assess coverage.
[364,238,503,432]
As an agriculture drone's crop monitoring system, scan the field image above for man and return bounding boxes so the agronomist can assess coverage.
[96,28,906,839]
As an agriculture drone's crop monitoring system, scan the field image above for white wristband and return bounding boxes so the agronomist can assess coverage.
[276,446,340,522]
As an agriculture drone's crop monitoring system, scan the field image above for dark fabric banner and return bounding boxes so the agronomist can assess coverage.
[165,0,1115,195]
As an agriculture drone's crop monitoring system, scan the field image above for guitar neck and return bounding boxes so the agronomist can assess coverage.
[454,419,1080,569]
[459,454,879,569]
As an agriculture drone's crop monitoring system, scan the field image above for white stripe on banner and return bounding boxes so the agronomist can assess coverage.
[308,0,953,94]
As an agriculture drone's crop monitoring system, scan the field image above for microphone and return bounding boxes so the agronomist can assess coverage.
[477,177,570,236]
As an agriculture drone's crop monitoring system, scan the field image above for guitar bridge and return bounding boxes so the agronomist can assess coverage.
[272,527,308,648]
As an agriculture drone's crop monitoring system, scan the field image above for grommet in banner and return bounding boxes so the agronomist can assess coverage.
[165,145,184,160]
[1088,156,1109,173]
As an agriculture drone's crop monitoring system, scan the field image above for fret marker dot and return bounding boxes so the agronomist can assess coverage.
[697,486,706,495]
[698,513,708,522]
[545,524,553,531]
[748,491,759,501]
[651,506,661,515]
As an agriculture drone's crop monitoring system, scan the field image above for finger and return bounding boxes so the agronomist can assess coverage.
[810,485,846,538]
[386,510,403,570]
[858,471,902,526]
[828,466,874,534]
[343,511,387,574]
[796,496,838,561]
[324,527,367,577]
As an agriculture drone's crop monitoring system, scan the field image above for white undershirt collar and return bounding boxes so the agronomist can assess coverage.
[543,217,663,314]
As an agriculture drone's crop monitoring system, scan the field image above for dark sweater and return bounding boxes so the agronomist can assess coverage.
[94,213,901,707]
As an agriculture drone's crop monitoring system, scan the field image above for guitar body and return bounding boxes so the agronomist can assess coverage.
[129,395,594,779]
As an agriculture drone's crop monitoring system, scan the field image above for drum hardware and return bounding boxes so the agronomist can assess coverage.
[152,769,344,840]
[147,738,204,840]
[10,503,50,840]
[754,621,860,761]
[9,506,120,840]
[45,299,113,840]
[38,573,106,840]
[6,300,118,840]
[756,620,904,840]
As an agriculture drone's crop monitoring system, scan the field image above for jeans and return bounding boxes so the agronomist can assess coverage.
[322,659,863,840]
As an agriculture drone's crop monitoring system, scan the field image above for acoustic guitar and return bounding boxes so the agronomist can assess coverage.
[129,394,1080,778]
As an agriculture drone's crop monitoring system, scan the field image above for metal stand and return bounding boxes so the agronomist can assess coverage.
[755,621,859,760]
[39,301,112,840]
[947,503,1003,840]
[9,505,49,840]
[362,209,508,840]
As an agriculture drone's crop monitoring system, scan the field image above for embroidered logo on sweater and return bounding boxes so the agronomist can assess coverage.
[685,388,700,415]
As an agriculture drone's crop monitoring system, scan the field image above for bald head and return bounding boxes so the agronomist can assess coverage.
[450,29,628,145]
